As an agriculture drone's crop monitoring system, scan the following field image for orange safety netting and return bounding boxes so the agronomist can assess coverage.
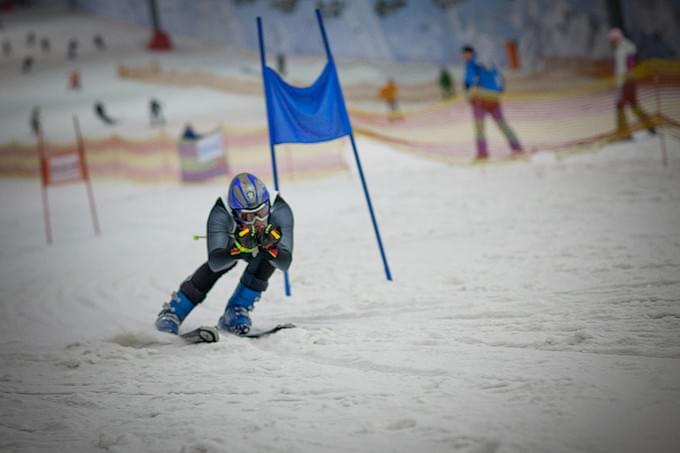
[349,60,680,163]
[2,60,679,184]
[0,128,348,184]
[115,58,680,163]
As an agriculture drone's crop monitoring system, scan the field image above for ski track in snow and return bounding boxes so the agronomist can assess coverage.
[1,8,680,453]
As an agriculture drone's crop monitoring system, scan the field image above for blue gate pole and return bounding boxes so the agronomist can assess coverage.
[315,9,333,62]
[348,133,393,281]
[316,9,392,282]
[257,16,292,296]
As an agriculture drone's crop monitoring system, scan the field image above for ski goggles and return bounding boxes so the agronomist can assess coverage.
[234,202,270,225]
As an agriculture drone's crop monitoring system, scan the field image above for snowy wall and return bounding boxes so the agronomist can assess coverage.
[63,0,680,68]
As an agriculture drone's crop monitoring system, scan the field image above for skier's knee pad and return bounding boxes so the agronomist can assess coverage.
[241,256,275,292]
[240,272,269,292]
[180,278,207,305]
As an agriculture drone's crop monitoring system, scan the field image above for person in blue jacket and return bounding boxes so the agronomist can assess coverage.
[462,45,523,160]
[155,172,294,336]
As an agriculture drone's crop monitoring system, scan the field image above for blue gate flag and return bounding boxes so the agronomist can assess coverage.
[263,61,352,145]
[256,11,393,289]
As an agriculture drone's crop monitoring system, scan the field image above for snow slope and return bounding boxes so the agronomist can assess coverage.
[1,136,680,453]
[1,7,680,453]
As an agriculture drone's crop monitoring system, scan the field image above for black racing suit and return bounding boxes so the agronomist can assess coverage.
[179,194,294,306]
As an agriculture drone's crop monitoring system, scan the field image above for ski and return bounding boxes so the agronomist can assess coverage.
[179,323,295,343]
[180,326,220,344]
[241,323,296,339]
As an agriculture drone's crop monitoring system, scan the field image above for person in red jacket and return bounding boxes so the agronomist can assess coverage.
[609,28,656,138]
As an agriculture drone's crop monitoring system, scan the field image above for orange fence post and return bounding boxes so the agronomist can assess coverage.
[505,39,520,70]
[37,132,53,244]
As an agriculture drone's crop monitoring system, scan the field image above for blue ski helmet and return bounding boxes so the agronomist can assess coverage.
[228,172,270,212]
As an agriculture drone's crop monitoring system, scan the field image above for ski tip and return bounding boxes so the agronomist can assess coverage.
[198,327,220,343]
[181,326,220,344]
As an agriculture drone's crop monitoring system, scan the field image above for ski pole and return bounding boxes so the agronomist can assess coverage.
[193,234,206,240]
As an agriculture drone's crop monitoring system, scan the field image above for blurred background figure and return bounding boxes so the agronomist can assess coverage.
[438,66,455,99]
[21,55,33,74]
[93,34,106,51]
[94,101,117,125]
[26,31,36,47]
[182,123,201,140]
[40,36,50,53]
[67,38,78,60]
[609,27,656,139]
[316,0,346,18]
[378,78,402,121]
[276,52,286,75]
[461,45,522,160]
[29,106,41,137]
[2,39,11,56]
[68,70,81,90]
[149,98,165,126]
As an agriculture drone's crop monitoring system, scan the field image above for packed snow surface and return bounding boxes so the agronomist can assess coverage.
[1,137,680,453]
[1,7,680,453]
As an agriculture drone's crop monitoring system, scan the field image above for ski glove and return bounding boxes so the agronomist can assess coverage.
[230,225,258,256]
[258,224,282,258]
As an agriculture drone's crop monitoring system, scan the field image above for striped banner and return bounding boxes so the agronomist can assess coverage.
[178,132,229,183]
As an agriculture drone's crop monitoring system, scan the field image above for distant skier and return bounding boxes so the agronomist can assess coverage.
[276,52,286,75]
[155,173,294,336]
[68,70,81,90]
[461,45,523,160]
[149,98,165,126]
[26,31,36,47]
[21,56,33,74]
[378,78,402,121]
[608,28,656,139]
[30,106,41,137]
[182,123,201,140]
[40,36,50,53]
[2,39,11,56]
[438,66,455,99]
[94,101,117,125]
[93,34,106,51]
[67,38,78,60]
[317,0,345,18]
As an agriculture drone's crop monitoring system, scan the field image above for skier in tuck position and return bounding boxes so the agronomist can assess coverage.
[155,172,294,336]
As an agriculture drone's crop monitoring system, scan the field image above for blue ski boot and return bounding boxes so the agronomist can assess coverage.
[217,283,261,335]
[155,290,195,334]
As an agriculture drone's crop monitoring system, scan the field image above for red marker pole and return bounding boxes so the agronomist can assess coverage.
[37,132,53,244]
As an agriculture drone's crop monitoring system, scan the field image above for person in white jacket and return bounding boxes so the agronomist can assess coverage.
[609,28,656,138]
